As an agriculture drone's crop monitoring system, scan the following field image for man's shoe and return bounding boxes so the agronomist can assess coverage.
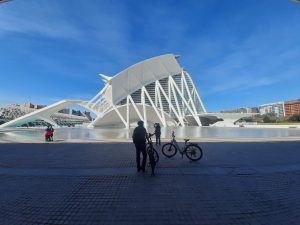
[137,168,141,172]
[142,168,145,173]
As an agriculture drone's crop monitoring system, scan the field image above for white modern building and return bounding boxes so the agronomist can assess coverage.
[259,102,285,117]
[0,54,251,128]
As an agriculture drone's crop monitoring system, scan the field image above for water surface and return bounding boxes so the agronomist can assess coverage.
[0,126,300,142]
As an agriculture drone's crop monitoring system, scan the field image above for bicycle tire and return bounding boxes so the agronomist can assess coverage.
[153,149,159,163]
[162,143,177,158]
[148,149,156,176]
[147,146,159,163]
[185,144,203,161]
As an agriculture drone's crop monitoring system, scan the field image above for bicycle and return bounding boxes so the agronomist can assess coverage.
[162,131,203,161]
[146,133,159,175]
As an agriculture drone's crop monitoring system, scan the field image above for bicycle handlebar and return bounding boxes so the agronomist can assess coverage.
[148,133,155,138]
[172,131,175,138]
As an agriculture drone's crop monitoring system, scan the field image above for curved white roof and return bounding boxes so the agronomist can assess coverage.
[102,54,182,104]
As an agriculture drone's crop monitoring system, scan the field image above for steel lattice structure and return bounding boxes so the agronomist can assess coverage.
[0,54,207,128]
[86,54,206,127]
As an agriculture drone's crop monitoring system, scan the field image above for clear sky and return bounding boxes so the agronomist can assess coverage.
[0,0,299,112]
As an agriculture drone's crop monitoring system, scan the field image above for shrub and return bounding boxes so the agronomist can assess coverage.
[289,114,300,122]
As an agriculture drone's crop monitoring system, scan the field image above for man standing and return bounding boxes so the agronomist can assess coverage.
[132,121,148,172]
[154,123,161,146]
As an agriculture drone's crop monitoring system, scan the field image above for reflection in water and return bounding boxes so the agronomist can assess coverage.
[0,126,300,142]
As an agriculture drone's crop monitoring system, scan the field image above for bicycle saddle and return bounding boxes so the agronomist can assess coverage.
[184,139,190,142]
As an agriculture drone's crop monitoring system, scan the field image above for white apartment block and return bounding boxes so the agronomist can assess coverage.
[259,102,285,117]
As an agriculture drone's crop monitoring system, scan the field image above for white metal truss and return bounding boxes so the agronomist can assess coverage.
[185,71,207,113]
[156,80,185,126]
[85,70,205,128]
[1,54,208,128]
[168,76,202,126]
[142,86,166,126]
[85,71,205,128]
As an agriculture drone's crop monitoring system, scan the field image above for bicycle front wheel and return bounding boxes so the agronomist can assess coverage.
[162,143,177,158]
[148,149,156,176]
[147,146,159,163]
[185,144,203,161]
[153,149,159,163]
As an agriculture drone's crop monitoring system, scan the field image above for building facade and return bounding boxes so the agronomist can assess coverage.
[284,99,300,117]
[87,54,206,127]
[259,102,285,117]
[221,107,259,114]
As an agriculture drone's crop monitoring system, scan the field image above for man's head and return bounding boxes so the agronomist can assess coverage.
[137,120,144,126]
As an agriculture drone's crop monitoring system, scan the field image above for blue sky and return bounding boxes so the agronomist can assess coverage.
[0,0,299,112]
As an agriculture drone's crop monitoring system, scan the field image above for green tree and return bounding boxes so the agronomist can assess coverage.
[263,115,271,123]
[289,114,300,122]
[242,117,254,122]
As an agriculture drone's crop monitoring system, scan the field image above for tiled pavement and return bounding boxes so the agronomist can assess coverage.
[0,142,300,225]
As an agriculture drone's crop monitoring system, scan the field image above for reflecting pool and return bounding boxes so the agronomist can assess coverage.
[0,126,300,142]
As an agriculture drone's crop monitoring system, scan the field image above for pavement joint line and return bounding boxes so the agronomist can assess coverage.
[1,163,300,177]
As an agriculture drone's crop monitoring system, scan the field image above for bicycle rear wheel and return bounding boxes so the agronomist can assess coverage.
[162,143,177,158]
[185,144,203,161]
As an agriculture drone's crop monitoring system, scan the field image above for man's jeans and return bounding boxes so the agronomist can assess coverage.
[134,142,147,170]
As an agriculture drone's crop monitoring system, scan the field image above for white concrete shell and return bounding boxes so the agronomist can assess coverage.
[87,54,206,128]
[0,100,92,128]
[0,54,208,128]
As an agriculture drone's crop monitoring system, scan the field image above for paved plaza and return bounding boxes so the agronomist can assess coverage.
[0,141,300,225]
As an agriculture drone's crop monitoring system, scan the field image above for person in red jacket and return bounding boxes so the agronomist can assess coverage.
[45,125,54,142]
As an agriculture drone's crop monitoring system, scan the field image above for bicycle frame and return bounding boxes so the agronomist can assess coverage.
[170,134,188,154]
[147,134,154,149]
[146,133,159,175]
[162,131,203,161]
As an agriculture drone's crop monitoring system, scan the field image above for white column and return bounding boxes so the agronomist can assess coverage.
[112,104,127,127]
[170,78,182,118]
[155,84,158,107]
[141,87,148,127]
[156,81,166,125]
[156,81,185,126]
[168,78,171,114]
[126,95,129,128]
[169,77,202,126]
[128,95,143,121]
[143,86,166,127]
[186,72,206,113]
[182,71,198,116]
[181,74,185,117]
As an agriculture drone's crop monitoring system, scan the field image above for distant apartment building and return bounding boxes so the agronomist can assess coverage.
[23,102,34,109]
[23,102,46,110]
[284,99,300,117]
[58,108,70,114]
[35,104,46,109]
[245,107,259,113]
[221,107,259,114]
[259,102,285,117]
[72,110,82,116]
[83,111,92,121]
